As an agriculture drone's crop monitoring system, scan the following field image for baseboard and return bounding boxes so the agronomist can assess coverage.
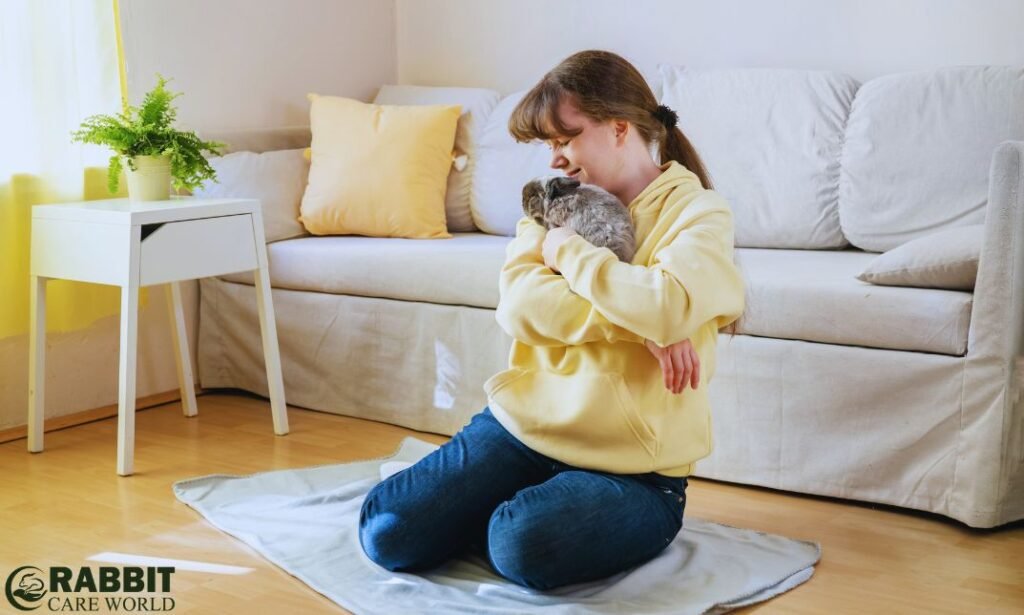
[0,386,203,445]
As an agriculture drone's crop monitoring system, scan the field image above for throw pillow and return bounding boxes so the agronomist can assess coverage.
[856,224,983,291]
[299,94,460,239]
[192,148,309,243]
[372,85,501,232]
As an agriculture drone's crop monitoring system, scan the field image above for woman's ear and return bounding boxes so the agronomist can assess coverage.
[613,119,630,144]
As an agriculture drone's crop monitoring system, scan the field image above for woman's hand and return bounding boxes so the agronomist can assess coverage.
[542,227,578,273]
[644,338,700,394]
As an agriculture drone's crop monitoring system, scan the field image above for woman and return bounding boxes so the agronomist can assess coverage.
[359,49,745,591]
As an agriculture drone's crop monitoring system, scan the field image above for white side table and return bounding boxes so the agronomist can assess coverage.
[28,197,289,475]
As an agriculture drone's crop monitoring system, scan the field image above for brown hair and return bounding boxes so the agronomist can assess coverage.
[509,49,738,337]
[508,49,714,190]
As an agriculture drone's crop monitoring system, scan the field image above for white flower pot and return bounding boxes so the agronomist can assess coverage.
[124,155,172,201]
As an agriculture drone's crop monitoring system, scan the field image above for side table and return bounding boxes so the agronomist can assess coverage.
[28,197,289,475]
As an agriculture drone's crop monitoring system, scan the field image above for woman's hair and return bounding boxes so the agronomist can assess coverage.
[508,49,714,191]
[509,49,738,337]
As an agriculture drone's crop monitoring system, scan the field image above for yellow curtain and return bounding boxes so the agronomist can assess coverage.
[0,0,145,340]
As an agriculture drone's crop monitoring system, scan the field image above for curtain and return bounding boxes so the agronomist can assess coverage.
[0,0,148,340]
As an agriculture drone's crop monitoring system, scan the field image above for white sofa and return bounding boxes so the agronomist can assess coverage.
[194,65,1024,528]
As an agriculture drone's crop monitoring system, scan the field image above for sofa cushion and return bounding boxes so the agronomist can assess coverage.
[191,148,309,243]
[473,90,564,236]
[734,248,972,355]
[223,237,971,356]
[840,66,1024,252]
[373,85,502,233]
[221,233,511,309]
[659,66,858,249]
[856,224,983,291]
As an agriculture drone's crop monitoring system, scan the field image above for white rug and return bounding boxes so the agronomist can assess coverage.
[172,437,821,614]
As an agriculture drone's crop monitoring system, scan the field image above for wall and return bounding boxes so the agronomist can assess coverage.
[6,0,1022,431]
[396,0,1024,93]
[120,0,397,131]
[0,283,198,431]
[0,0,397,431]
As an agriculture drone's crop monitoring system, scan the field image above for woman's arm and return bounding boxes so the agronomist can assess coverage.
[551,201,745,347]
[496,217,645,347]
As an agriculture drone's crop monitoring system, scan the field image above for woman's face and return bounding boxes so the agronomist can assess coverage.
[545,98,623,191]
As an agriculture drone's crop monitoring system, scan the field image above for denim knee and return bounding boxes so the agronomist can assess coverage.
[486,500,559,590]
[358,486,423,572]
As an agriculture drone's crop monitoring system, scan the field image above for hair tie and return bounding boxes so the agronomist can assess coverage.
[653,104,678,129]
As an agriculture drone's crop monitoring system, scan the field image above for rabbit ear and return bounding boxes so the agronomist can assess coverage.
[546,176,580,200]
[523,195,545,226]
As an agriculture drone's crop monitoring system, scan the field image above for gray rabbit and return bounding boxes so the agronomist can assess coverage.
[521,176,636,263]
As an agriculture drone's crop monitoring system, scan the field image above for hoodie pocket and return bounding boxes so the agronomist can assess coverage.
[608,373,659,459]
[483,368,530,398]
[486,368,659,467]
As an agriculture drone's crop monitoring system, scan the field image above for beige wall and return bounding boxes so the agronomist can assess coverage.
[396,0,1024,93]
[0,0,396,431]
[120,0,397,131]
[6,0,1022,431]
[0,282,199,431]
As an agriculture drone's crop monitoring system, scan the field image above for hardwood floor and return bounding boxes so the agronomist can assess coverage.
[2,392,1022,614]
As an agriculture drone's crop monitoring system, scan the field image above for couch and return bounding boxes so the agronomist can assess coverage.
[194,65,1024,528]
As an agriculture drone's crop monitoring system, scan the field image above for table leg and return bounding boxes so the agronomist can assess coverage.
[254,253,289,435]
[28,276,46,453]
[117,282,139,476]
[166,282,198,417]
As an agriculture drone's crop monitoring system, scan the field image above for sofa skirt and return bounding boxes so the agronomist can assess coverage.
[197,277,1023,527]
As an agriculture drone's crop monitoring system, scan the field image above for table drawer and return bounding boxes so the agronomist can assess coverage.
[31,218,132,284]
[140,214,258,286]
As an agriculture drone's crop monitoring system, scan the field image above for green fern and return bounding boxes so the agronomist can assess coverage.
[71,74,225,194]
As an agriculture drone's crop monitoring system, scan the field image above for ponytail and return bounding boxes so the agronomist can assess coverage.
[654,108,735,337]
[661,126,715,191]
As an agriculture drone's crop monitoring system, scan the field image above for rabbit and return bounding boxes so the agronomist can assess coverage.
[521,176,636,263]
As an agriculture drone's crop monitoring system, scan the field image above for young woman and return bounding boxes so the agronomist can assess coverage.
[359,49,745,591]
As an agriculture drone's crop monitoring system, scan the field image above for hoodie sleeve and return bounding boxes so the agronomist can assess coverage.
[553,199,745,347]
[495,217,646,347]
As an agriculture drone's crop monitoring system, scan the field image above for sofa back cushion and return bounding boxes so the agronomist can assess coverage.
[373,85,501,233]
[192,148,310,243]
[471,91,555,236]
[840,66,1024,252]
[659,65,858,249]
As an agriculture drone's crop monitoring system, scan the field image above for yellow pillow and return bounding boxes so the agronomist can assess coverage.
[299,94,460,238]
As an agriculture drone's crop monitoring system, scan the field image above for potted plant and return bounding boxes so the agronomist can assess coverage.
[71,74,225,201]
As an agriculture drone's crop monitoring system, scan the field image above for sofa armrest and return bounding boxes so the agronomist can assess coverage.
[954,140,1024,526]
[969,140,1024,362]
[196,126,311,154]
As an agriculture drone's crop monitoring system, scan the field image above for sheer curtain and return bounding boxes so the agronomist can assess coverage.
[0,0,135,339]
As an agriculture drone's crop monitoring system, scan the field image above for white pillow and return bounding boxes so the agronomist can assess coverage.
[472,90,558,236]
[856,224,983,291]
[659,65,859,249]
[193,149,309,243]
[373,85,502,233]
[840,66,1024,252]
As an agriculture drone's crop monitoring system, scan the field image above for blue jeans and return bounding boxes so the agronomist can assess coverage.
[358,406,688,590]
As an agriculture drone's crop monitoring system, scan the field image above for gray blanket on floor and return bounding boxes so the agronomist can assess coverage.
[173,437,821,614]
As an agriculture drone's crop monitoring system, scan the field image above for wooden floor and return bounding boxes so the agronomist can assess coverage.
[2,393,1022,614]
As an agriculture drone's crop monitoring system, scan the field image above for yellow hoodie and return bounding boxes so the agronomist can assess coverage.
[484,161,745,477]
